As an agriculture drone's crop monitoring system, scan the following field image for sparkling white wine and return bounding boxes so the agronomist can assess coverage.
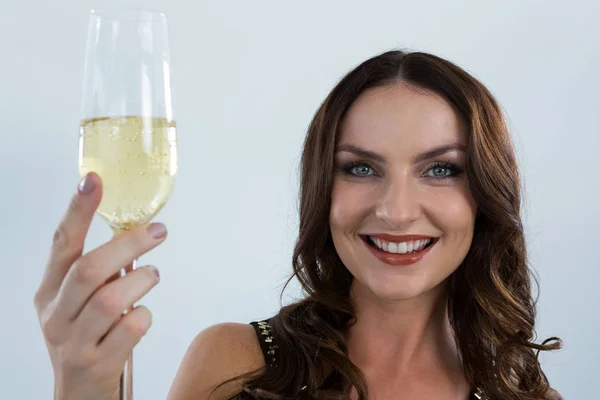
[79,116,178,233]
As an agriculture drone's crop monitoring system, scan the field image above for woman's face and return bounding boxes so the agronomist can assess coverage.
[329,83,477,302]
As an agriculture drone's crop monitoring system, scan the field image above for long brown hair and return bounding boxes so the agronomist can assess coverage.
[229,49,562,400]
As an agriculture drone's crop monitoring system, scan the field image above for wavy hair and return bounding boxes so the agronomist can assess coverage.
[226,49,562,400]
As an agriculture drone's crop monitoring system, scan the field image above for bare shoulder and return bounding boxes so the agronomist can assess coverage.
[167,322,266,400]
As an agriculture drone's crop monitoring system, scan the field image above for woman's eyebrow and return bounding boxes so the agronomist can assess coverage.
[335,143,465,163]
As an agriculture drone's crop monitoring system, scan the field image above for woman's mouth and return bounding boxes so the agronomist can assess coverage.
[365,236,436,254]
[360,235,439,266]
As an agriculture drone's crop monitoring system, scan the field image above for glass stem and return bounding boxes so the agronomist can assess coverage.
[120,258,136,400]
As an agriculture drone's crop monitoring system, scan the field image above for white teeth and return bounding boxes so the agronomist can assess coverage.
[397,242,408,253]
[369,237,433,254]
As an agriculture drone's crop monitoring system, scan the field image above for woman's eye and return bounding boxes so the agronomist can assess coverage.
[342,162,375,178]
[352,165,373,177]
[425,162,461,179]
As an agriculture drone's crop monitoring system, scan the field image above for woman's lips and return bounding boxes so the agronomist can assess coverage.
[360,235,438,266]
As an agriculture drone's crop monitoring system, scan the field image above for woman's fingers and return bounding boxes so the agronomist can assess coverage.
[97,305,154,368]
[71,265,160,347]
[51,223,167,327]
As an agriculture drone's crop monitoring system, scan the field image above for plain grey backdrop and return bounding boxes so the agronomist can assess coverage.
[1,0,598,398]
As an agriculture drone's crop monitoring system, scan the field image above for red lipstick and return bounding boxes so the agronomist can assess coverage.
[360,235,438,266]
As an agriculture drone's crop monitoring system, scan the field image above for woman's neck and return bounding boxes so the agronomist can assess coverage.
[344,281,462,377]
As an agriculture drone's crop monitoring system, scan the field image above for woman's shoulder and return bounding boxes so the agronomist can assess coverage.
[166,322,266,400]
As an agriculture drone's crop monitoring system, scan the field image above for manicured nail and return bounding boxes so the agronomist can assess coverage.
[78,174,95,194]
[147,223,167,239]
[149,266,160,280]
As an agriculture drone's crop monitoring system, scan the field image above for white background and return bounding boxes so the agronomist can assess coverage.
[1,0,598,398]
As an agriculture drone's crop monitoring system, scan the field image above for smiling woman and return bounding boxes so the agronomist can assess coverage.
[167,50,563,400]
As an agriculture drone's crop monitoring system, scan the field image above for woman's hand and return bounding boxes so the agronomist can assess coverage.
[34,173,166,400]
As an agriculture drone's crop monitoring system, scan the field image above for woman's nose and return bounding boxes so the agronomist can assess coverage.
[374,178,422,230]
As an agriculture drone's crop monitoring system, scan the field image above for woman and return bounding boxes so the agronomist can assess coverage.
[34,50,562,400]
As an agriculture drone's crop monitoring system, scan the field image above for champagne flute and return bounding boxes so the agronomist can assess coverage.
[78,8,177,400]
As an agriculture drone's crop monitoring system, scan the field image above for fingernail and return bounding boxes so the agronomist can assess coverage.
[149,266,160,280]
[147,223,167,239]
[78,174,95,194]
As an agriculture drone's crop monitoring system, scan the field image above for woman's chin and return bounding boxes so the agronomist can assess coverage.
[355,277,442,303]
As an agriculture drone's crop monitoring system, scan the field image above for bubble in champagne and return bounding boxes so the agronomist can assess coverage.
[78,116,177,232]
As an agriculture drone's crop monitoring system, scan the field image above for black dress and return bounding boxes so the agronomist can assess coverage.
[250,320,487,400]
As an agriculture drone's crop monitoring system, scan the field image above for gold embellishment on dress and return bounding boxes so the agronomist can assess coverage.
[257,321,278,368]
